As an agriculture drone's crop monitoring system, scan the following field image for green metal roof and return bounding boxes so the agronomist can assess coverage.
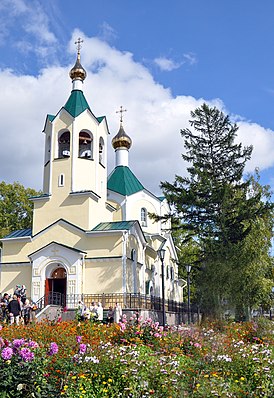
[107,166,144,196]
[157,196,165,202]
[92,221,136,231]
[4,228,32,239]
[48,114,55,122]
[97,116,105,123]
[63,90,91,118]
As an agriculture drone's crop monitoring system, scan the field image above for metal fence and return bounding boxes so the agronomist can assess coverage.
[36,292,198,317]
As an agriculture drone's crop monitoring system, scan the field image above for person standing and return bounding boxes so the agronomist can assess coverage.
[7,295,21,325]
[97,302,104,322]
[1,293,10,323]
[114,302,122,323]
[107,306,114,324]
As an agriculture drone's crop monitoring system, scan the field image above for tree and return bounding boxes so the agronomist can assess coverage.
[0,181,40,239]
[161,104,274,319]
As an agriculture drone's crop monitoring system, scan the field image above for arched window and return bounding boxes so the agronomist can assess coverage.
[99,137,105,166]
[141,208,147,227]
[131,249,137,262]
[166,266,169,279]
[170,266,174,281]
[79,131,93,158]
[58,131,70,158]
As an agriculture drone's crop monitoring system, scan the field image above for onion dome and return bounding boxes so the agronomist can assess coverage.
[69,52,87,82]
[112,123,132,150]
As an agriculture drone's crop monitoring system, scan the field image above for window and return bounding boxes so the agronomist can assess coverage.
[58,131,70,158]
[58,174,65,187]
[79,131,93,158]
[131,249,137,262]
[141,208,147,227]
[99,137,105,165]
[166,266,169,279]
[170,266,174,281]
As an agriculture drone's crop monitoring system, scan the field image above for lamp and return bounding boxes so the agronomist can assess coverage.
[157,248,166,326]
[185,264,192,324]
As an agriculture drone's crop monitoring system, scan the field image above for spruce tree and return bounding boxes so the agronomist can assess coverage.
[161,103,274,318]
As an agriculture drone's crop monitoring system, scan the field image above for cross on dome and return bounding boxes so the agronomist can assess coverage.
[116,106,127,124]
[75,37,84,55]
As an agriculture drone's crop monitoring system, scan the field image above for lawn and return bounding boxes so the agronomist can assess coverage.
[0,315,273,397]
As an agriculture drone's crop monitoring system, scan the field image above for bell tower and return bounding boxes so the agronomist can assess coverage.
[32,38,111,234]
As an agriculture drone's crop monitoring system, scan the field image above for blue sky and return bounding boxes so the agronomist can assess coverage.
[1,0,274,195]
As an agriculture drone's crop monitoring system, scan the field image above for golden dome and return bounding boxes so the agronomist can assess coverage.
[112,124,132,150]
[69,53,87,82]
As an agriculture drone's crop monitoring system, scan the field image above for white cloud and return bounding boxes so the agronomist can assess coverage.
[0,31,274,196]
[0,0,57,60]
[183,52,197,65]
[154,57,181,71]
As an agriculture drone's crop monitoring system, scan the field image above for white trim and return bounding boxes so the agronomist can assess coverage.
[1,236,32,243]
[122,231,128,293]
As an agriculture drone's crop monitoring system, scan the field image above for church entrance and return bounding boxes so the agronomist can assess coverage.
[45,267,67,306]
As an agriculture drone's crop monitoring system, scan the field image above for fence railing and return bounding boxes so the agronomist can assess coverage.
[36,292,198,316]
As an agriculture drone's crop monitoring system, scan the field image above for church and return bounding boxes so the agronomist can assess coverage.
[0,41,184,312]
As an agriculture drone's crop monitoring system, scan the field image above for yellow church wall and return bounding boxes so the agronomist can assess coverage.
[127,235,140,260]
[106,201,122,221]
[1,265,31,297]
[2,227,123,263]
[130,199,158,233]
[84,260,122,293]
[43,162,50,193]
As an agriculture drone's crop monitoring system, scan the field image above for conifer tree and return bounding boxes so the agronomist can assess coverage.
[161,104,274,318]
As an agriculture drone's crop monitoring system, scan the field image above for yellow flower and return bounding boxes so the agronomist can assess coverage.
[235,380,239,383]
[93,373,98,377]
[80,375,86,379]
[71,376,77,380]
[240,377,245,381]
[108,378,113,383]
[103,381,107,385]
[64,386,68,391]
[196,384,200,388]
[204,374,209,378]
[103,389,108,393]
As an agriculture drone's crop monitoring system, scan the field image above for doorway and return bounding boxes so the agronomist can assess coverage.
[45,267,67,306]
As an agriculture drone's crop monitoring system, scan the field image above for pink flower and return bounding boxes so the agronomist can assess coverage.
[48,342,58,356]
[79,344,87,354]
[1,347,13,360]
[19,348,34,362]
[76,336,83,343]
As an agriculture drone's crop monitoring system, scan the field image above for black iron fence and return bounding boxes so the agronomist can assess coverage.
[36,292,198,318]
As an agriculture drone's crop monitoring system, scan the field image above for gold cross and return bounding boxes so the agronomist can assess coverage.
[75,37,84,54]
[116,106,127,123]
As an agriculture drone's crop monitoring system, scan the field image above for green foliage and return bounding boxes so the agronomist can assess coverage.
[0,181,40,238]
[160,103,274,317]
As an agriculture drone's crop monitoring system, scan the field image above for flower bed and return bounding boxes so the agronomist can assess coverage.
[0,316,273,397]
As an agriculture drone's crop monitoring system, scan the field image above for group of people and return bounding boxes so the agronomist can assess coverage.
[0,285,37,326]
[78,301,122,324]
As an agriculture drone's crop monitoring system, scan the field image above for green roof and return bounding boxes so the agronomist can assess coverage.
[63,90,91,117]
[107,166,144,196]
[48,114,55,122]
[97,116,105,123]
[92,221,136,231]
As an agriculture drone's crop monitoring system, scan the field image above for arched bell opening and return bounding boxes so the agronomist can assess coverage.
[79,130,93,158]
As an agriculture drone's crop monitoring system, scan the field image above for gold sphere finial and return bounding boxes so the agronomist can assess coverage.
[112,106,132,150]
[69,37,87,82]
